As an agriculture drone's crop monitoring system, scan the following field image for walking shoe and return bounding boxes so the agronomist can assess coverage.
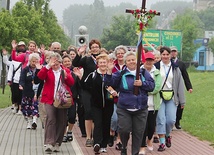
[16,110,22,115]
[93,144,100,153]
[26,121,32,129]
[100,148,107,153]
[12,108,17,114]
[108,135,114,147]
[175,122,182,129]
[165,136,172,148]
[32,122,37,130]
[115,142,122,150]
[53,143,60,152]
[62,136,67,142]
[85,139,92,147]
[45,144,53,153]
[91,139,94,146]
[158,143,165,151]
[121,148,127,155]
[153,136,159,143]
[67,132,73,141]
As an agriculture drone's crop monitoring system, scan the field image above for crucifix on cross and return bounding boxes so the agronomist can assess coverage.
[126,0,160,95]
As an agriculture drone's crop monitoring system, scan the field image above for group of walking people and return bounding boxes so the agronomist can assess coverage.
[2,38,192,155]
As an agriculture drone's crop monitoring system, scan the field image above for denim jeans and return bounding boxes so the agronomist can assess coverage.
[110,104,118,131]
[156,99,177,135]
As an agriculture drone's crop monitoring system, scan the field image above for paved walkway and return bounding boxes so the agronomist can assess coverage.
[0,107,214,155]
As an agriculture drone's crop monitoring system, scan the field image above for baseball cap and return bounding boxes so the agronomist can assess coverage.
[145,52,155,60]
[18,41,26,46]
[170,46,177,51]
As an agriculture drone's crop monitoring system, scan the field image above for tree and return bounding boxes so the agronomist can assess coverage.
[151,1,193,27]
[62,1,137,41]
[197,7,214,31]
[84,0,106,39]
[12,1,48,45]
[0,9,19,50]
[208,38,214,53]
[100,15,138,50]
[171,9,204,61]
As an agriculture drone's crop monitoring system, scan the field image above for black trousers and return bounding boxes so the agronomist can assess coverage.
[77,98,86,135]
[176,104,183,123]
[67,100,76,124]
[141,110,158,147]
[92,105,114,148]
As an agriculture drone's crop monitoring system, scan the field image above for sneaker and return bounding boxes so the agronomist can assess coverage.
[165,136,172,148]
[53,143,60,152]
[45,144,53,153]
[91,139,94,146]
[62,136,67,142]
[12,108,17,114]
[121,148,127,155]
[115,142,122,150]
[32,122,37,130]
[16,110,22,115]
[67,132,73,141]
[26,121,32,129]
[93,144,100,153]
[100,148,107,153]
[153,136,159,143]
[85,139,92,147]
[108,135,114,147]
[158,143,165,152]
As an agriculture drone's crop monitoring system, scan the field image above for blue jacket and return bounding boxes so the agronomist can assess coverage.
[105,68,155,110]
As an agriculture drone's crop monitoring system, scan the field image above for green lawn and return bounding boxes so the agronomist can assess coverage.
[0,72,214,145]
[0,85,12,108]
[182,71,214,144]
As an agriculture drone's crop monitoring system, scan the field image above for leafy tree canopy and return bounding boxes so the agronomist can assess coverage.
[197,7,214,31]
[0,0,70,51]
[172,9,204,61]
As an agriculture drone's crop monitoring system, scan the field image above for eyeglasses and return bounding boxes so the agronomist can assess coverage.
[91,46,99,49]
[116,53,125,55]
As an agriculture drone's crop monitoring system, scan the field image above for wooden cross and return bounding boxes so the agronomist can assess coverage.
[126,0,160,95]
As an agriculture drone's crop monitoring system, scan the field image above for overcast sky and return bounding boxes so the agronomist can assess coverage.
[10,0,192,20]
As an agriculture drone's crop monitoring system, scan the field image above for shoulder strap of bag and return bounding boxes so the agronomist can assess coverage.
[56,69,64,92]
[161,65,172,89]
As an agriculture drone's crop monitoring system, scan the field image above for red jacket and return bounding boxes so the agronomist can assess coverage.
[37,66,74,105]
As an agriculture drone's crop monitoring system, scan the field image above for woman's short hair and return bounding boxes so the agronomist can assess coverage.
[29,53,40,61]
[160,46,171,54]
[49,52,62,63]
[89,39,101,49]
[96,53,109,62]
[123,51,136,64]
[28,40,37,47]
[114,45,128,56]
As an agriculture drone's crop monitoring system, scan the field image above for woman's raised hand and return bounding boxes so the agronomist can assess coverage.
[11,40,17,50]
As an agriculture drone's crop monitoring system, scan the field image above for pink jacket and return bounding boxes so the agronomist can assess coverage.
[11,50,45,68]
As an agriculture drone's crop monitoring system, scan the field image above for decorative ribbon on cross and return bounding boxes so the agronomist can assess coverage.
[126,0,160,95]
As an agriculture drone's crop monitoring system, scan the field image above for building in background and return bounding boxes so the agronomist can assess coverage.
[193,0,214,11]
[193,31,214,71]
